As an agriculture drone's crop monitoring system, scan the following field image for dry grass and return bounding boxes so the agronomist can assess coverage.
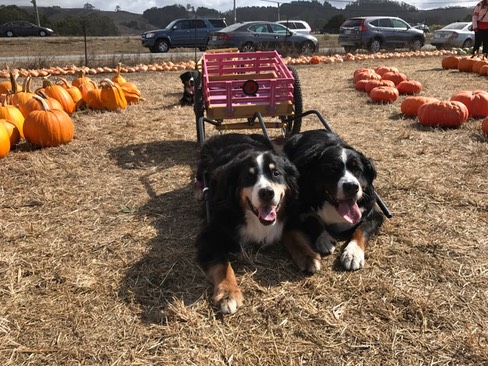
[0,55,487,365]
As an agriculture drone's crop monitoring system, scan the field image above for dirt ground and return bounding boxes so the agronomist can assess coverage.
[0,54,487,365]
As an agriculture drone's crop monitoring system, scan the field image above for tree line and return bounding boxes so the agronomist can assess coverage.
[1,1,474,36]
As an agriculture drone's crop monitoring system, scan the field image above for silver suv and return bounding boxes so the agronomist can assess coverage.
[141,18,227,53]
[339,16,425,53]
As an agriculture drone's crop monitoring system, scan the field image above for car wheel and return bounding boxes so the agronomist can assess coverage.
[300,41,315,55]
[462,39,473,48]
[410,38,424,51]
[344,46,357,53]
[6,30,14,37]
[368,39,382,53]
[155,39,170,53]
[39,30,47,37]
[240,42,256,52]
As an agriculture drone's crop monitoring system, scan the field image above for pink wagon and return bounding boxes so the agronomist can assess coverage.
[194,50,303,144]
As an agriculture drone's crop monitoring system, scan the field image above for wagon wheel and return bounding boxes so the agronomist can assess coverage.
[193,71,205,145]
[285,66,303,137]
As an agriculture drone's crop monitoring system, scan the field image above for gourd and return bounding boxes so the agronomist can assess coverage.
[417,101,469,128]
[23,95,74,147]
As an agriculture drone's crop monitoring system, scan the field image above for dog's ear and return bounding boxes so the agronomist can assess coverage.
[208,154,247,206]
[360,153,377,184]
[281,155,299,199]
[180,71,193,83]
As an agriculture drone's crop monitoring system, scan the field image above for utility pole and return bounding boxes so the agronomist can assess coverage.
[31,0,41,26]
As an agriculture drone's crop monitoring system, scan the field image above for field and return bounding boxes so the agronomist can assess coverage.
[0,40,487,365]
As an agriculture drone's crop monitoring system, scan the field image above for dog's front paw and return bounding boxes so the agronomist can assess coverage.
[295,252,321,274]
[212,285,243,314]
[314,231,337,256]
[340,241,364,271]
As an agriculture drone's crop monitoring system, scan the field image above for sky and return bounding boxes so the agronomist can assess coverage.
[0,0,479,14]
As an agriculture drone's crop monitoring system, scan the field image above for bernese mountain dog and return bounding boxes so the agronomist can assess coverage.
[282,129,385,273]
[195,133,299,314]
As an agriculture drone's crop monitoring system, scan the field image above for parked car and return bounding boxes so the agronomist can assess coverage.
[430,22,474,50]
[208,21,318,55]
[140,18,227,53]
[276,20,312,35]
[0,21,53,37]
[338,16,425,53]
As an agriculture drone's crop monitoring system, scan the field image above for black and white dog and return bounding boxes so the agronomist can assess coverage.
[179,71,195,106]
[282,129,384,273]
[195,133,299,314]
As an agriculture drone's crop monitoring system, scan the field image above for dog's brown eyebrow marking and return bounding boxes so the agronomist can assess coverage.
[249,167,255,174]
[269,163,275,170]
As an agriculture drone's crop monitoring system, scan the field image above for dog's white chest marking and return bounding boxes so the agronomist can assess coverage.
[239,211,283,246]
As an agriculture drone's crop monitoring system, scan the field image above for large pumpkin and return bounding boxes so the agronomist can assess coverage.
[112,63,127,84]
[23,96,75,148]
[450,90,488,118]
[417,101,469,128]
[353,68,381,84]
[11,75,35,109]
[0,121,10,159]
[19,91,64,118]
[400,96,438,117]
[118,81,142,104]
[457,57,479,72]
[369,86,399,103]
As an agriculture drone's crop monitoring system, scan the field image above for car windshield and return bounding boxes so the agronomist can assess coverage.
[443,23,470,30]
[218,23,246,32]
[341,19,363,27]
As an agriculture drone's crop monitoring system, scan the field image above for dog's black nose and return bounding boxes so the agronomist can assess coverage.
[259,187,275,202]
[343,182,359,195]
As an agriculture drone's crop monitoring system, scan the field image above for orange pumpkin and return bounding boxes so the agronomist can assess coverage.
[118,81,142,104]
[397,80,422,95]
[19,91,64,118]
[310,56,321,65]
[369,86,399,103]
[457,57,479,72]
[23,96,75,148]
[0,118,21,147]
[11,75,35,108]
[354,79,369,92]
[72,70,95,88]
[381,71,408,86]
[441,56,460,70]
[85,88,104,110]
[364,79,396,94]
[374,65,399,77]
[112,63,127,84]
[99,79,127,111]
[0,121,11,159]
[482,116,488,135]
[42,78,76,115]
[450,90,488,118]
[400,96,438,117]
[417,101,469,128]
[353,68,381,84]
[0,96,25,138]
[56,77,83,107]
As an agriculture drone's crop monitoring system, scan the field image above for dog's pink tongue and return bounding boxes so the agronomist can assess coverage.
[258,206,277,222]
[338,200,362,224]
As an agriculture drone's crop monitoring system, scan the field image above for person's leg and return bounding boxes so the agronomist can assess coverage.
[472,31,482,57]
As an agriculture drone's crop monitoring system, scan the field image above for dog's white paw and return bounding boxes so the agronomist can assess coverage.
[220,298,240,314]
[213,287,243,315]
[340,241,364,271]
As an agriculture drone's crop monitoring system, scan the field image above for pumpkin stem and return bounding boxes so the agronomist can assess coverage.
[42,77,54,88]
[31,94,51,112]
[22,75,32,93]
[56,77,71,89]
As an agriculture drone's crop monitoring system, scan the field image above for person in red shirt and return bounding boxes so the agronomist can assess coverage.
[472,0,488,58]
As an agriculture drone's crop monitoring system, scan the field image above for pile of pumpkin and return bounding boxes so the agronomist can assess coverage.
[441,54,488,75]
[353,65,488,135]
[0,64,142,160]
[285,49,457,66]
[0,61,196,79]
